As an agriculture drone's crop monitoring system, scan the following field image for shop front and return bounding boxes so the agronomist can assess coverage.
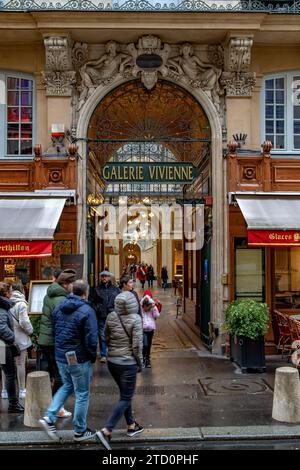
[0,191,76,292]
[229,191,300,353]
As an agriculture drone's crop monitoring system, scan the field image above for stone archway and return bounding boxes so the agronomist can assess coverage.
[76,75,225,354]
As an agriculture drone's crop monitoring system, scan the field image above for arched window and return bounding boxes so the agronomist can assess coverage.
[0,71,35,158]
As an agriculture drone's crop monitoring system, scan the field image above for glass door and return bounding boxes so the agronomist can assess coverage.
[235,238,265,302]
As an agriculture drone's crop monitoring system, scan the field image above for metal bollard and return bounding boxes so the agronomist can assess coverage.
[24,371,52,427]
[272,366,300,423]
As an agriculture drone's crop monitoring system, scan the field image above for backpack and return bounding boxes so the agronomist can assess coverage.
[154,298,162,313]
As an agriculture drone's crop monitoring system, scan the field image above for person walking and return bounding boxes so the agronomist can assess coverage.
[0,282,24,413]
[146,265,155,288]
[37,269,76,418]
[119,275,142,316]
[161,266,168,291]
[96,291,144,450]
[141,294,160,368]
[90,271,121,364]
[137,264,147,290]
[1,283,33,399]
[39,280,98,442]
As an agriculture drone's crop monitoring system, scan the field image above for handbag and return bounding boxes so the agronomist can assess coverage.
[10,342,21,357]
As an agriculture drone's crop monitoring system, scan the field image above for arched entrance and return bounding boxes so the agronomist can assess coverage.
[77,75,225,353]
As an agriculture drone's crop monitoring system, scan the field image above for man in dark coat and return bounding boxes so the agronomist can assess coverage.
[39,280,98,442]
[90,271,120,363]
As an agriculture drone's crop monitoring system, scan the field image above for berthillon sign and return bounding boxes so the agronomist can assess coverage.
[101,162,196,184]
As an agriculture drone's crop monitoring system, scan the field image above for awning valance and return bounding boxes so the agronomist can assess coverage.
[235,194,300,247]
[0,198,66,241]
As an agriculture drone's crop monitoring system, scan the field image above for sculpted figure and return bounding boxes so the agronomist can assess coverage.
[78,41,132,109]
[168,43,222,108]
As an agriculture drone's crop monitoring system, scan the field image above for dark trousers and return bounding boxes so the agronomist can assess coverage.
[1,346,17,402]
[106,362,138,432]
[143,330,154,362]
[36,345,63,395]
[147,279,153,287]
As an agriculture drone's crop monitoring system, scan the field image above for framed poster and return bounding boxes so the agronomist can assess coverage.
[28,280,52,314]
[60,254,84,279]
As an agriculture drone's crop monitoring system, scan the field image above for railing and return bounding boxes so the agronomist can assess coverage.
[0,0,299,13]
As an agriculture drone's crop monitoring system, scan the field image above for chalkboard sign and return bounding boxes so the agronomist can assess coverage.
[60,254,84,279]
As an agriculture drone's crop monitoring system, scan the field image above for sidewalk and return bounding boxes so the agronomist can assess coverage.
[0,285,299,446]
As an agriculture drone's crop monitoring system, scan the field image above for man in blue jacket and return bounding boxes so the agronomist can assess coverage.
[39,280,98,442]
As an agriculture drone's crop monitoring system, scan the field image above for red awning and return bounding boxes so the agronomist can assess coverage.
[0,241,52,258]
[248,230,300,247]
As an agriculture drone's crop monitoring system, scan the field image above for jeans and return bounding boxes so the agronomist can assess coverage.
[46,361,93,434]
[143,331,154,362]
[37,345,63,395]
[1,346,17,401]
[106,362,138,432]
[98,319,107,358]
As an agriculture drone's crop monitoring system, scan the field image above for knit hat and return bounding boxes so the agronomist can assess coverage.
[141,294,155,306]
[57,269,77,285]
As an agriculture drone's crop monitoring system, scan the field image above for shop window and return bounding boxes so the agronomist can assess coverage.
[274,248,300,309]
[0,72,35,158]
[263,72,300,153]
[235,238,265,302]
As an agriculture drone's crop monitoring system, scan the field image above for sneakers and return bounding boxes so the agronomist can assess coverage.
[74,428,96,442]
[8,401,24,413]
[56,407,72,418]
[1,389,8,399]
[145,359,151,368]
[99,356,107,364]
[19,388,26,399]
[39,416,59,441]
[96,429,112,450]
[127,422,144,437]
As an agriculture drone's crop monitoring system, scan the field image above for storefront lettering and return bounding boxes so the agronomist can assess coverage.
[0,244,30,252]
[102,163,195,183]
[269,233,292,240]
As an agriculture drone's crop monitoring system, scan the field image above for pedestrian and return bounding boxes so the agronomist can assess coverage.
[0,282,24,413]
[119,275,142,316]
[37,268,76,418]
[39,280,98,442]
[89,271,121,364]
[1,282,33,399]
[161,266,168,291]
[146,265,155,288]
[137,264,147,289]
[144,289,162,314]
[96,291,144,450]
[141,294,160,368]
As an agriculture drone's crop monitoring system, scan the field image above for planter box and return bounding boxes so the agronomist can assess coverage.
[230,335,266,374]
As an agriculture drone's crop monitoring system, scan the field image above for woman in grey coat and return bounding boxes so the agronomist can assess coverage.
[96,291,144,450]
[0,282,24,412]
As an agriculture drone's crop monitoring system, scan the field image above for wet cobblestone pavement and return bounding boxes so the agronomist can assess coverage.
[0,284,293,433]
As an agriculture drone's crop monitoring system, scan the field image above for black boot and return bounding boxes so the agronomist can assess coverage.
[8,400,24,413]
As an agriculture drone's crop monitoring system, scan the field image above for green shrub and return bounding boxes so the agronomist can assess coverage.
[225,299,270,340]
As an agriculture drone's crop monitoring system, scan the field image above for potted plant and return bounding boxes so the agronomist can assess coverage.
[225,299,270,373]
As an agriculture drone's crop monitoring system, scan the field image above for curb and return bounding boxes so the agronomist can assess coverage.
[1,425,300,446]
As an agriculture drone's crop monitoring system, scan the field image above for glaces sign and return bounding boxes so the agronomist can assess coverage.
[101,162,196,184]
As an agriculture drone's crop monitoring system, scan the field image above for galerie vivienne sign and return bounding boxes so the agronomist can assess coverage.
[101,162,196,184]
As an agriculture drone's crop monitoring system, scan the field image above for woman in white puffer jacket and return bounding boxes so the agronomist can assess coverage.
[1,283,33,399]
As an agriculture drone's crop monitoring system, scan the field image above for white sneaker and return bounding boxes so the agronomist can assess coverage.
[1,389,8,399]
[19,389,26,399]
[39,417,59,441]
[56,407,72,418]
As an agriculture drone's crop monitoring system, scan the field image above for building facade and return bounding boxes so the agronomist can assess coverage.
[1,1,300,353]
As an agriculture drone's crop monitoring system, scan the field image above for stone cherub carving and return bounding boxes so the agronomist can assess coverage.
[78,40,132,109]
[167,43,222,109]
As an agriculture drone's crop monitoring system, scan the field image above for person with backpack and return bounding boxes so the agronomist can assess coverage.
[141,294,160,368]
[89,271,120,363]
[1,283,33,399]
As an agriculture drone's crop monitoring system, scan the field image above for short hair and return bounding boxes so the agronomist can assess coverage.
[53,268,63,280]
[0,282,11,297]
[72,280,89,297]
[12,282,24,294]
[119,275,131,288]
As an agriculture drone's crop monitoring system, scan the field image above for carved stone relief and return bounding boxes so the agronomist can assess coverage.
[75,35,225,119]
[42,35,76,96]
[221,37,256,97]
